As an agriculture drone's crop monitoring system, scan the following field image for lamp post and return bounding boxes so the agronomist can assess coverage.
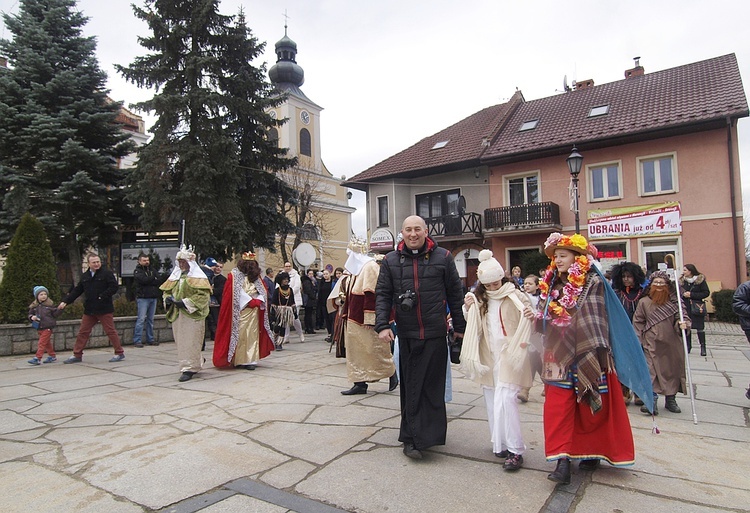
[566,146,583,234]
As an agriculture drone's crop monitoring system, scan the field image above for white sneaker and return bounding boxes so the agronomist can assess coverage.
[300,333,305,343]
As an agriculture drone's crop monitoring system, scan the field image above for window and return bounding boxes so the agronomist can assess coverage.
[519,119,539,131]
[300,128,311,156]
[588,105,609,117]
[378,196,389,227]
[431,140,449,150]
[267,127,278,147]
[638,154,676,195]
[595,242,628,272]
[588,163,621,201]
[506,173,539,206]
[416,189,460,220]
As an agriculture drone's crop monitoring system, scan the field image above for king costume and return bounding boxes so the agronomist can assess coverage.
[330,250,395,394]
[160,246,211,381]
[213,264,275,369]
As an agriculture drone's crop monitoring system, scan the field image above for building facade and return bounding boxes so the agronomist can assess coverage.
[345,54,748,292]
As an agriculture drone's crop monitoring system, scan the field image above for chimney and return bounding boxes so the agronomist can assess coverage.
[574,79,594,90]
[625,56,645,79]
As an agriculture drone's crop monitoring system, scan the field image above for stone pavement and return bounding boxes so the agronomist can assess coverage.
[0,323,748,513]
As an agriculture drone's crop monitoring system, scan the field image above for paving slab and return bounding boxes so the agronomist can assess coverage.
[296,447,552,513]
[0,461,143,513]
[83,428,289,510]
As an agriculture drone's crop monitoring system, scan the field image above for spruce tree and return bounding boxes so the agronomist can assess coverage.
[0,0,134,281]
[0,213,61,323]
[116,1,296,258]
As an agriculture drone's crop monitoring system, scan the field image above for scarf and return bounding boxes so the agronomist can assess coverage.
[460,283,532,383]
[642,292,680,333]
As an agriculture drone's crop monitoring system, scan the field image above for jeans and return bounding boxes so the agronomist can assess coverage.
[134,298,157,343]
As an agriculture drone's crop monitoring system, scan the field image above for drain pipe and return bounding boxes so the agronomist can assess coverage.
[726,116,742,287]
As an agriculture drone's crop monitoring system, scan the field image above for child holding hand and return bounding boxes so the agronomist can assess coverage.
[28,286,62,365]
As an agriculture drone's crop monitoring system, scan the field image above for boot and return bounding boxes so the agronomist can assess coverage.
[388,372,399,391]
[547,458,571,485]
[698,331,706,356]
[685,331,692,353]
[641,394,658,415]
[665,395,681,413]
[341,382,368,395]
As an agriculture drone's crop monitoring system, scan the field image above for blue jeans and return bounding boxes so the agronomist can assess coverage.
[134,298,157,343]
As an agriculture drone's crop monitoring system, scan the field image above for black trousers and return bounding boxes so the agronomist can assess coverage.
[304,306,316,333]
[398,336,448,450]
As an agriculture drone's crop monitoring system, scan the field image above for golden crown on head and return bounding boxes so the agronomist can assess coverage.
[241,251,256,261]
[347,235,369,254]
[175,244,196,261]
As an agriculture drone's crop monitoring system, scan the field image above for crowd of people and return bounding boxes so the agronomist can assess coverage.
[26,214,749,485]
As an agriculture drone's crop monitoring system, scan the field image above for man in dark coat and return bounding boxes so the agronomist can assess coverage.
[731,280,750,400]
[375,215,466,459]
[59,253,125,363]
[204,257,226,342]
[133,252,165,347]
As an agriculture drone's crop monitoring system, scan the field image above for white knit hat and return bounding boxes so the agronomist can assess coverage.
[476,249,505,285]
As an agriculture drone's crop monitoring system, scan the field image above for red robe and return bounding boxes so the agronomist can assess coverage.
[213,272,275,367]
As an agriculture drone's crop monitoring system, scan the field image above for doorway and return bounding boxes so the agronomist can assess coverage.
[641,239,679,277]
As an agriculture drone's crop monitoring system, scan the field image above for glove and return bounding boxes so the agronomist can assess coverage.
[173,299,187,309]
[165,296,175,307]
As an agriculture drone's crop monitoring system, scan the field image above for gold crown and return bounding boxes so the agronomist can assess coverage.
[241,251,256,261]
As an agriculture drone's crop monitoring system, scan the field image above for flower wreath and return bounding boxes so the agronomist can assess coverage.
[537,253,592,327]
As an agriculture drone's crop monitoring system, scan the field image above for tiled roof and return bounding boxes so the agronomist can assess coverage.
[482,53,748,162]
[344,98,517,187]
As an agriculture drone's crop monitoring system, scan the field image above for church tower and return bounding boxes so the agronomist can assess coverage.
[266,24,353,271]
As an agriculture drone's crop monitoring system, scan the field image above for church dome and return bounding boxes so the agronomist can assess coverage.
[269,31,304,87]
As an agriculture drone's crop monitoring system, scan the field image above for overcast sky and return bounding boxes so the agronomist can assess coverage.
[2,0,749,238]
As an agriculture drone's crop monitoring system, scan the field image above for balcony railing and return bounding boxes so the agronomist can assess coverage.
[484,202,561,231]
[425,213,482,239]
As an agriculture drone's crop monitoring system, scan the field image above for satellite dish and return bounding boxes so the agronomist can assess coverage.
[293,242,316,267]
[458,195,466,216]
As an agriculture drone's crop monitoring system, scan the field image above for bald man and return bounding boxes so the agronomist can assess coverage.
[375,215,466,459]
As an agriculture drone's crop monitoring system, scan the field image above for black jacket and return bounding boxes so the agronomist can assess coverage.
[375,237,466,339]
[133,264,164,299]
[212,273,227,304]
[732,280,750,331]
[679,273,710,317]
[301,275,317,307]
[64,268,119,315]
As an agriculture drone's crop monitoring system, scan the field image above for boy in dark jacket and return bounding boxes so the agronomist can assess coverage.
[28,286,62,365]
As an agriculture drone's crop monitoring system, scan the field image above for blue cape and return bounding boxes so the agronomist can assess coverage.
[595,265,655,414]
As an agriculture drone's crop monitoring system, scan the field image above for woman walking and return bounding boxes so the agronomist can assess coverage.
[679,264,710,356]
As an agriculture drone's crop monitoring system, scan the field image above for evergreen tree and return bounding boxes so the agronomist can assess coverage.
[117,1,296,259]
[0,213,61,323]
[0,0,135,281]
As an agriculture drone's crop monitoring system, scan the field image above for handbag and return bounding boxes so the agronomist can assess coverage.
[449,330,462,364]
[690,300,706,317]
[31,320,40,330]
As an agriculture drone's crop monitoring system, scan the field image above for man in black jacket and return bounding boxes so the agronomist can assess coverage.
[59,253,125,363]
[133,252,165,347]
[204,257,226,342]
[375,215,466,459]
[731,280,750,400]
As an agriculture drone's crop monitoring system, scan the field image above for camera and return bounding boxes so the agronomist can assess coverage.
[397,290,417,312]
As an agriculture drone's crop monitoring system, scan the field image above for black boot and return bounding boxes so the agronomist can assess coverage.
[548,458,571,484]
[341,382,368,395]
[685,331,692,353]
[698,331,707,356]
[389,372,399,391]
[665,395,681,413]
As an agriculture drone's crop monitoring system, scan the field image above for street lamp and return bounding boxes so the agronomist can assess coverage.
[566,146,583,234]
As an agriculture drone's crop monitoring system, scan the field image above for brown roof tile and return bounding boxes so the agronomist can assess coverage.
[482,53,748,162]
[344,97,518,187]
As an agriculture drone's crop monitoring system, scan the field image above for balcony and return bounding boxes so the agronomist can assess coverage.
[484,202,562,234]
[425,213,482,240]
